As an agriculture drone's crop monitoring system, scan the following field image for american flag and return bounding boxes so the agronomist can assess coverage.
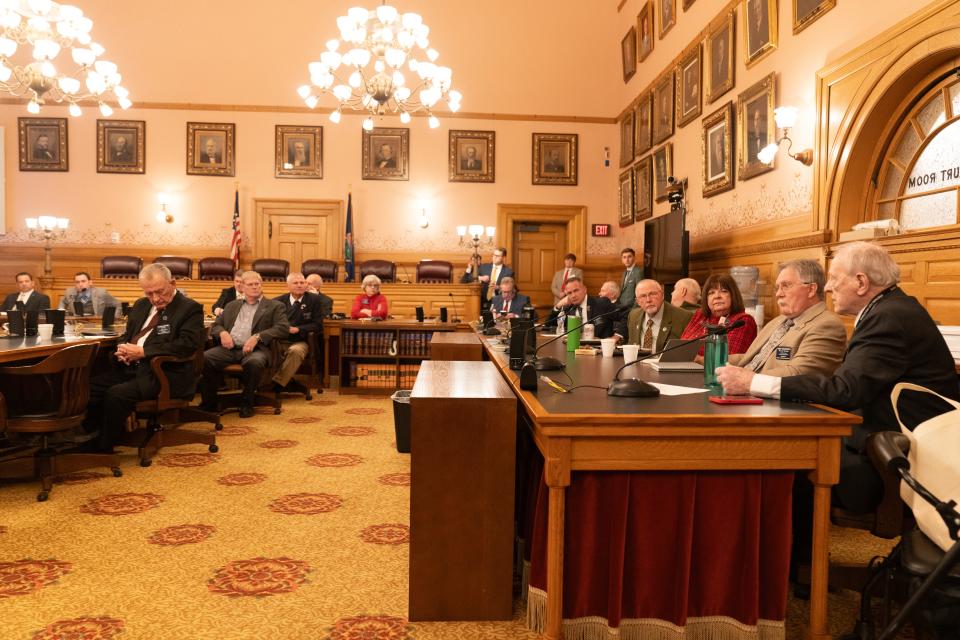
[229,187,241,268]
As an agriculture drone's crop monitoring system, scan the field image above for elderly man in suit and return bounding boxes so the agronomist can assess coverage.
[550,253,584,304]
[546,277,617,338]
[58,272,120,316]
[616,248,643,309]
[460,247,514,305]
[82,264,205,452]
[1,272,50,313]
[212,269,245,316]
[490,277,533,320]
[617,279,693,350]
[305,274,334,318]
[670,277,702,312]
[200,271,289,418]
[271,272,323,395]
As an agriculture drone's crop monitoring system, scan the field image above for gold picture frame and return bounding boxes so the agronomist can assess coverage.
[532,133,578,186]
[659,0,677,40]
[683,0,697,9]
[793,0,836,34]
[187,122,235,177]
[635,92,653,156]
[706,11,736,104]
[97,120,144,174]
[619,168,635,227]
[677,44,702,128]
[449,130,495,183]
[744,0,778,68]
[19,117,67,172]
[362,127,409,181]
[737,72,776,180]
[653,143,674,203]
[275,125,322,179]
[634,155,653,221]
[620,111,635,167]
[652,71,675,145]
[622,26,637,83]
[637,1,655,62]
[702,101,735,197]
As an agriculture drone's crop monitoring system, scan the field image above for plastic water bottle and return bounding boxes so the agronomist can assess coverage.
[703,328,728,387]
[556,311,566,336]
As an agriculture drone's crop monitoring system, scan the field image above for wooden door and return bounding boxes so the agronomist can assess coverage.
[512,222,566,312]
[254,199,341,269]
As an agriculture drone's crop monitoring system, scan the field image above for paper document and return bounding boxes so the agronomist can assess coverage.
[649,382,710,396]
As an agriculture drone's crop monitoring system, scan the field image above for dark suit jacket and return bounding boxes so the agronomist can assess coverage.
[490,293,533,319]
[212,297,290,349]
[212,286,242,314]
[316,292,333,319]
[200,151,222,164]
[460,159,482,170]
[1,291,51,313]
[781,288,960,451]
[123,292,205,399]
[546,296,617,339]
[616,267,643,308]
[460,263,514,301]
[273,292,323,343]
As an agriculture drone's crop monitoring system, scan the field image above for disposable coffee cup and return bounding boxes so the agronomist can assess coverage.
[581,323,595,340]
[622,344,640,363]
[600,338,617,357]
[37,323,54,341]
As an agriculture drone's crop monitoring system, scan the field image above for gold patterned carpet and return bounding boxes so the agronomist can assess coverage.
[0,391,902,639]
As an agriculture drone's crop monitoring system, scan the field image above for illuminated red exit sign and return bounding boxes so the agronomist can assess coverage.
[591,224,611,237]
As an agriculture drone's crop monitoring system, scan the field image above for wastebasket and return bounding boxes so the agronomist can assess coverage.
[392,390,412,453]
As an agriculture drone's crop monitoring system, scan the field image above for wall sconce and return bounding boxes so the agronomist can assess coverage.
[26,216,69,284]
[457,224,496,261]
[757,106,813,166]
[155,193,174,223]
[417,208,429,229]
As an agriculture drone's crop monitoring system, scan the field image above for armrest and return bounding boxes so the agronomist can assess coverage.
[866,431,913,538]
[148,354,194,401]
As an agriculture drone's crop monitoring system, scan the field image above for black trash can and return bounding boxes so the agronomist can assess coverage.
[392,390,412,453]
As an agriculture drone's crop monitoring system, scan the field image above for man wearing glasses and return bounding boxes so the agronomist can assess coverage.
[461,247,514,306]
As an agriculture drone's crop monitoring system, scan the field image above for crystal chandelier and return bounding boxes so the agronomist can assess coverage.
[0,0,131,117]
[297,4,461,130]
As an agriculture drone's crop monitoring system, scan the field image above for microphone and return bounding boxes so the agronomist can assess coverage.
[447,292,461,324]
[398,263,414,284]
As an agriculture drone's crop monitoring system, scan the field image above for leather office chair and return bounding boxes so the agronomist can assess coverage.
[359,259,397,283]
[198,257,235,280]
[0,343,121,501]
[252,259,290,282]
[216,341,283,415]
[302,259,339,283]
[416,260,453,284]
[101,255,143,279]
[118,347,219,467]
[153,256,193,279]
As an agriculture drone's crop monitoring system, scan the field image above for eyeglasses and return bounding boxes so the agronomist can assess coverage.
[774,281,814,293]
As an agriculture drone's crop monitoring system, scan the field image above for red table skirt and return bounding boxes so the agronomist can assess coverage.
[524,467,794,640]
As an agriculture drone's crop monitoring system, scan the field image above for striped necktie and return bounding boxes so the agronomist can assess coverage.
[747,318,794,372]
[641,318,654,350]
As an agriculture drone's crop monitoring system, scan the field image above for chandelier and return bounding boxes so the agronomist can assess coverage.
[0,0,131,116]
[297,4,461,130]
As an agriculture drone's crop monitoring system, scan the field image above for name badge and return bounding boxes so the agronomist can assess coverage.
[775,346,792,360]
[156,324,172,335]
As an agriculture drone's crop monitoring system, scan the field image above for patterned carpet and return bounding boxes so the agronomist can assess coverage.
[0,391,902,639]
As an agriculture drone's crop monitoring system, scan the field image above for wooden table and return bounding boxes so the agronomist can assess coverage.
[0,335,116,364]
[480,334,859,640]
[429,331,483,361]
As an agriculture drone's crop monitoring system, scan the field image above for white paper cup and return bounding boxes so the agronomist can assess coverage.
[37,323,54,341]
[600,338,617,357]
[581,323,595,341]
[622,344,640,363]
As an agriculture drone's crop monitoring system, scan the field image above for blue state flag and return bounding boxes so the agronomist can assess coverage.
[344,193,355,282]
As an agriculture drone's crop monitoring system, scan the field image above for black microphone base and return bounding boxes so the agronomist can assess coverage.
[607,378,660,397]
[482,328,501,336]
[533,356,565,371]
[519,363,538,391]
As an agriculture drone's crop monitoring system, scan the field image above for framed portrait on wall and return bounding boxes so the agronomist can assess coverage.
[635,92,653,156]
[622,26,637,83]
[620,111,635,167]
[619,168,634,227]
[702,101,735,197]
[706,11,735,104]
[97,120,144,174]
[633,155,653,221]
[793,0,836,34]
[18,117,67,172]
[659,0,676,40]
[744,0,778,67]
[652,71,675,145]
[449,129,495,183]
[737,72,776,180]
[532,133,578,186]
[637,1,655,62]
[187,122,235,177]
[653,143,674,202]
[275,125,322,179]
[677,44,702,127]
[362,127,409,180]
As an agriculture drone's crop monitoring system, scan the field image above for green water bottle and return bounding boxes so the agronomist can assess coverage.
[703,328,728,387]
[566,315,582,352]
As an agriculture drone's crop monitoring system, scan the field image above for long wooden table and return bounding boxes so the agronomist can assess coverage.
[0,334,117,364]
[480,334,859,640]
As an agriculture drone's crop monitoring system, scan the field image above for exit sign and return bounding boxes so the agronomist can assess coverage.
[592,224,611,237]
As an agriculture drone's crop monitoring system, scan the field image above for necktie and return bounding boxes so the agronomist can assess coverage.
[502,298,509,313]
[561,269,569,289]
[79,291,90,303]
[622,268,631,291]
[487,266,499,300]
[130,309,162,343]
[747,318,795,372]
[641,317,655,350]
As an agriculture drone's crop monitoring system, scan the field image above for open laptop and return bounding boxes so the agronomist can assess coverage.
[646,338,703,371]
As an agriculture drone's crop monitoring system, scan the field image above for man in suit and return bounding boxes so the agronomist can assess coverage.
[376,143,397,169]
[83,264,205,452]
[200,138,222,164]
[599,281,620,304]
[58,272,120,316]
[491,277,532,319]
[200,271,290,418]
[616,248,643,309]
[305,274,334,318]
[670,277,701,312]
[550,253,584,304]
[461,247,514,305]
[543,148,565,173]
[1,272,50,313]
[212,270,245,316]
[110,135,134,164]
[460,145,482,171]
[718,243,960,513]
[546,277,617,338]
[32,134,55,161]
[271,272,323,395]
[727,260,846,377]
[617,279,693,350]
[287,140,309,167]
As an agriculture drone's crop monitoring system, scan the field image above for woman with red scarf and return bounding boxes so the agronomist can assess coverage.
[681,273,757,358]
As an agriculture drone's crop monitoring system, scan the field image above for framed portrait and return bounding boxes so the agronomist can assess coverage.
[633,155,653,221]
[622,27,637,83]
[744,0,778,68]
[275,125,322,179]
[187,122,235,177]
[676,44,702,128]
[620,111,635,167]
[793,0,836,34]
[532,133,578,186]
[449,129,495,183]
[618,168,634,227]
[706,11,735,104]
[97,120,144,174]
[652,71,675,145]
[659,0,676,40]
[635,92,653,156]
[362,127,409,181]
[737,72,776,180]
[701,101,735,197]
[18,117,67,172]
[637,1,655,62]
[653,143,674,203]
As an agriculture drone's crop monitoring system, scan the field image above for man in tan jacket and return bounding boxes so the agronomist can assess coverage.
[727,259,846,376]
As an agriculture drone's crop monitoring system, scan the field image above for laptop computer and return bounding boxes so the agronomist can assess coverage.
[646,338,703,371]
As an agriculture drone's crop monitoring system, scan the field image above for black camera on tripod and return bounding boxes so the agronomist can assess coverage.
[666,176,686,210]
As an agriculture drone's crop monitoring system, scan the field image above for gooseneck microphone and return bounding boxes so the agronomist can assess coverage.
[447,292,462,324]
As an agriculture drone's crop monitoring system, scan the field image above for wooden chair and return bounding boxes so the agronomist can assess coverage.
[118,348,220,468]
[302,259,339,282]
[216,340,283,415]
[359,259,397,283]
[0,343,121,502]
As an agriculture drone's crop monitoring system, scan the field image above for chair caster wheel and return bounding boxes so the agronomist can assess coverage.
[305,392,313,401]
[37,491,48,502]
[112,467,123,477]
[209,444,219,453]
[274,408,281,415]
[215,422,223,431]
[315,388,324,395]
[140,458,152,467]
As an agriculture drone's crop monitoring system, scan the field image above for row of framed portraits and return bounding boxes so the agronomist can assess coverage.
[16,117,580,186]
[618,72,776,226]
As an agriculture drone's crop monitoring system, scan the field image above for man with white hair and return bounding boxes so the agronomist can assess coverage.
[305,273,334,318]
[271,272,323,395]
[670,277,701,311]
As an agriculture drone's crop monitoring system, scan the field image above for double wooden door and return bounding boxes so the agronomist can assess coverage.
[254,199,342,268]
[512,222,567,312]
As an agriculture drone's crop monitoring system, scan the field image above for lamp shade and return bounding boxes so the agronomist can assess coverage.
[773,106,799,129]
